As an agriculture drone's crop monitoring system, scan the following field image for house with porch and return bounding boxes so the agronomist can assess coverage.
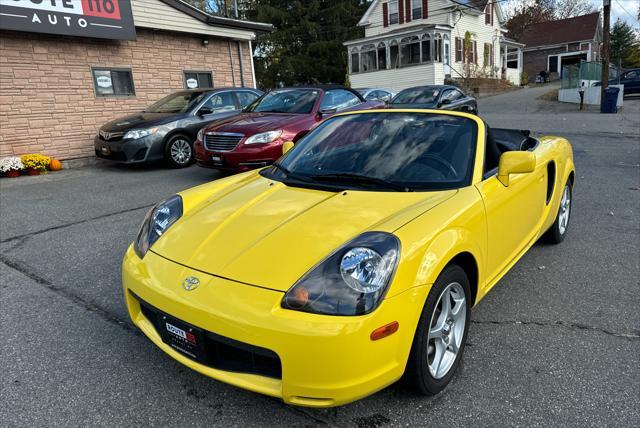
[518,12,602,83]
[344,0,523,93]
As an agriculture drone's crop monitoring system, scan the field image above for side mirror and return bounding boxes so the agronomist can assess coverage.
[497,152,536,186]
[282,141,294,155]
[198,106,214,116]
[318,107,337,118]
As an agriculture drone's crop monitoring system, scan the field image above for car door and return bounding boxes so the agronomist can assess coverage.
[474,144,548,289]
[186,92,239,136]
[438,89,459,110]
[319,89,362,116]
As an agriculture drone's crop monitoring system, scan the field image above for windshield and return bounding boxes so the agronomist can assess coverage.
[246,89,319,114]
[262,112,477,191]
[145,92,206,113]
[392,87,439,104]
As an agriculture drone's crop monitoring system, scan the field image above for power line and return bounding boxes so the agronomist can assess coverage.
[613,0,640,24]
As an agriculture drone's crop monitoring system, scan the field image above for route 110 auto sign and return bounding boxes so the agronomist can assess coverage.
[0,0,136,40]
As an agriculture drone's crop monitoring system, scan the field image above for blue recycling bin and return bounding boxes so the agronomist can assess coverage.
[600,87,620,114]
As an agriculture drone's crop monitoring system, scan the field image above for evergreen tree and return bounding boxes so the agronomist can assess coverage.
[610,19,640,68]
[243,1,370,89]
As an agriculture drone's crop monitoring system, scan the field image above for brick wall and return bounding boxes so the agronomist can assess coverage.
[0,29,254,160]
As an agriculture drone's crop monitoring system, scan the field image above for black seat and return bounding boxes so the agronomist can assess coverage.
[484,126,502,172]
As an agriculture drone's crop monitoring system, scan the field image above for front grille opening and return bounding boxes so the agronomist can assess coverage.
[204,133,243,152]
[135,293,282,379]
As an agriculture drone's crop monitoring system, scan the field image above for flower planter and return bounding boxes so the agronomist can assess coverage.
[5,170,21,178]
[26,167,40,176]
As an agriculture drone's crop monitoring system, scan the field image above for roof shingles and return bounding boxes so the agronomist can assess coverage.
[520,12,600,48]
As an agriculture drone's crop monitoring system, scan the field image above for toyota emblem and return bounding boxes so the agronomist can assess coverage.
[182,276,200,291]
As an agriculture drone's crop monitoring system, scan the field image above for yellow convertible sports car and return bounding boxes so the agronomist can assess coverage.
[122,110,575,407]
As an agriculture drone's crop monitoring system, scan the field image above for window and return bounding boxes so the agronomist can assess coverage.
[389,0,399,25]
[377,43,387,69]
[434,34,442,62]
[351,51,360,73]
[485,3,491,25]
[247,89,319,114]
[361,45,377,72]
[455,37,463,62]
[390,41,400,68]
[92,68,134,97]
[548,55,558,73]
[484,43,492,66]
[422,35,432,62]
[320,89,361,112]
[400,36,421,66]
[264,113,478,191]
[201,92,237,114]
[184,71,213,89]
[444,35,450,65]
[411,0,422,20]
[236,91,260,108]
[469,40,477,64]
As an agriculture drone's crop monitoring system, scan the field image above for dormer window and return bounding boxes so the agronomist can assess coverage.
[411,0,422,20]
[389,1,399,25]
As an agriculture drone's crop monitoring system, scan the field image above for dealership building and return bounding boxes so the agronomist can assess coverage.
[0,0,272,160]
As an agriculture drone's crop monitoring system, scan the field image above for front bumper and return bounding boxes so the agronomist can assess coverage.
[122,246,427,407]
[94,135,164,163]
[194,139,284,171]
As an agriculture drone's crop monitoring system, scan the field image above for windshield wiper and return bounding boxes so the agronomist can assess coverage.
[310,173,411,192]
[271,162,313,183]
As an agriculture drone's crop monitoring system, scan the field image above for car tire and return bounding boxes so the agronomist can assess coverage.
[544,181,572,244]
[405,264,471,395]
[165,134,194,168]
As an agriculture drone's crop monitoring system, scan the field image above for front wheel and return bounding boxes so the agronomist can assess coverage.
[165,134,194,168]
[405,264,471,395]
[544,181,572,244]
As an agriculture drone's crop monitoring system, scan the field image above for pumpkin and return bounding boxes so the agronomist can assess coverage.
[49,159,63,171]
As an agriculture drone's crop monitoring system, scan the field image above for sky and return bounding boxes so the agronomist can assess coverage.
[601,0,640,29]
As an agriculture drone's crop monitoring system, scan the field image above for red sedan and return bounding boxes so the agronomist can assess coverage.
[194,85,384,171]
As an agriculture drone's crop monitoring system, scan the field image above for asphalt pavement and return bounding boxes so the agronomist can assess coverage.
[1,92,639,427]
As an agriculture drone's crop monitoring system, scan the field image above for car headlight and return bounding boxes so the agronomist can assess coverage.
[282,232,400,316]
[244,130,282,145]
[134,195,183,258]
[197,128,205,142]
[124,128,158,140]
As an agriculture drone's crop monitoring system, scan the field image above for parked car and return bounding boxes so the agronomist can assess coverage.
[355,87,395,103]
[95,88,262,168]
[194,85,384,171]
[123,109,575,407]
[593,68,640,95]
[390,85,478,114]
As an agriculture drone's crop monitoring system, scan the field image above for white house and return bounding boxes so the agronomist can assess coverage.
[344,0,523,93]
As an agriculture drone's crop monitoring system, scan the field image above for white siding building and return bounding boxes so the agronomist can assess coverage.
[345,0,523,93]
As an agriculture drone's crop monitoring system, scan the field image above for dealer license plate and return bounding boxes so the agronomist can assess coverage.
[211,155,222,163]
[160,315,205,361]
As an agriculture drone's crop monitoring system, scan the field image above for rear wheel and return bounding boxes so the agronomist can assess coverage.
[544,181,572,244]
[405,264,471,395]
[165,134,193,168]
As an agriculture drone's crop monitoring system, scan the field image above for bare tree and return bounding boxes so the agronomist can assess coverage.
[554,0,597,19]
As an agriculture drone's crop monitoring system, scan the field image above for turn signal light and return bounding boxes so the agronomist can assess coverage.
[370,321,399,341]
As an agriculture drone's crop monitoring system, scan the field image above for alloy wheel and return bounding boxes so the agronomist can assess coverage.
[170,139,192,165]
[426,282,467,379]
[558,185,571,235]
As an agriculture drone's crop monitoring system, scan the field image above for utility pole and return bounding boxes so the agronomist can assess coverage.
[600,0,610,112]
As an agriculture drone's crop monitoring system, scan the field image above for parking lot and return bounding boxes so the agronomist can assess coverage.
[1,89,639,427]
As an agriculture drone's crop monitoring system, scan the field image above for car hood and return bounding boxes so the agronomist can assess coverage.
[100,112,182,132]
[205,112,312,135]
[152,173,456,291]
